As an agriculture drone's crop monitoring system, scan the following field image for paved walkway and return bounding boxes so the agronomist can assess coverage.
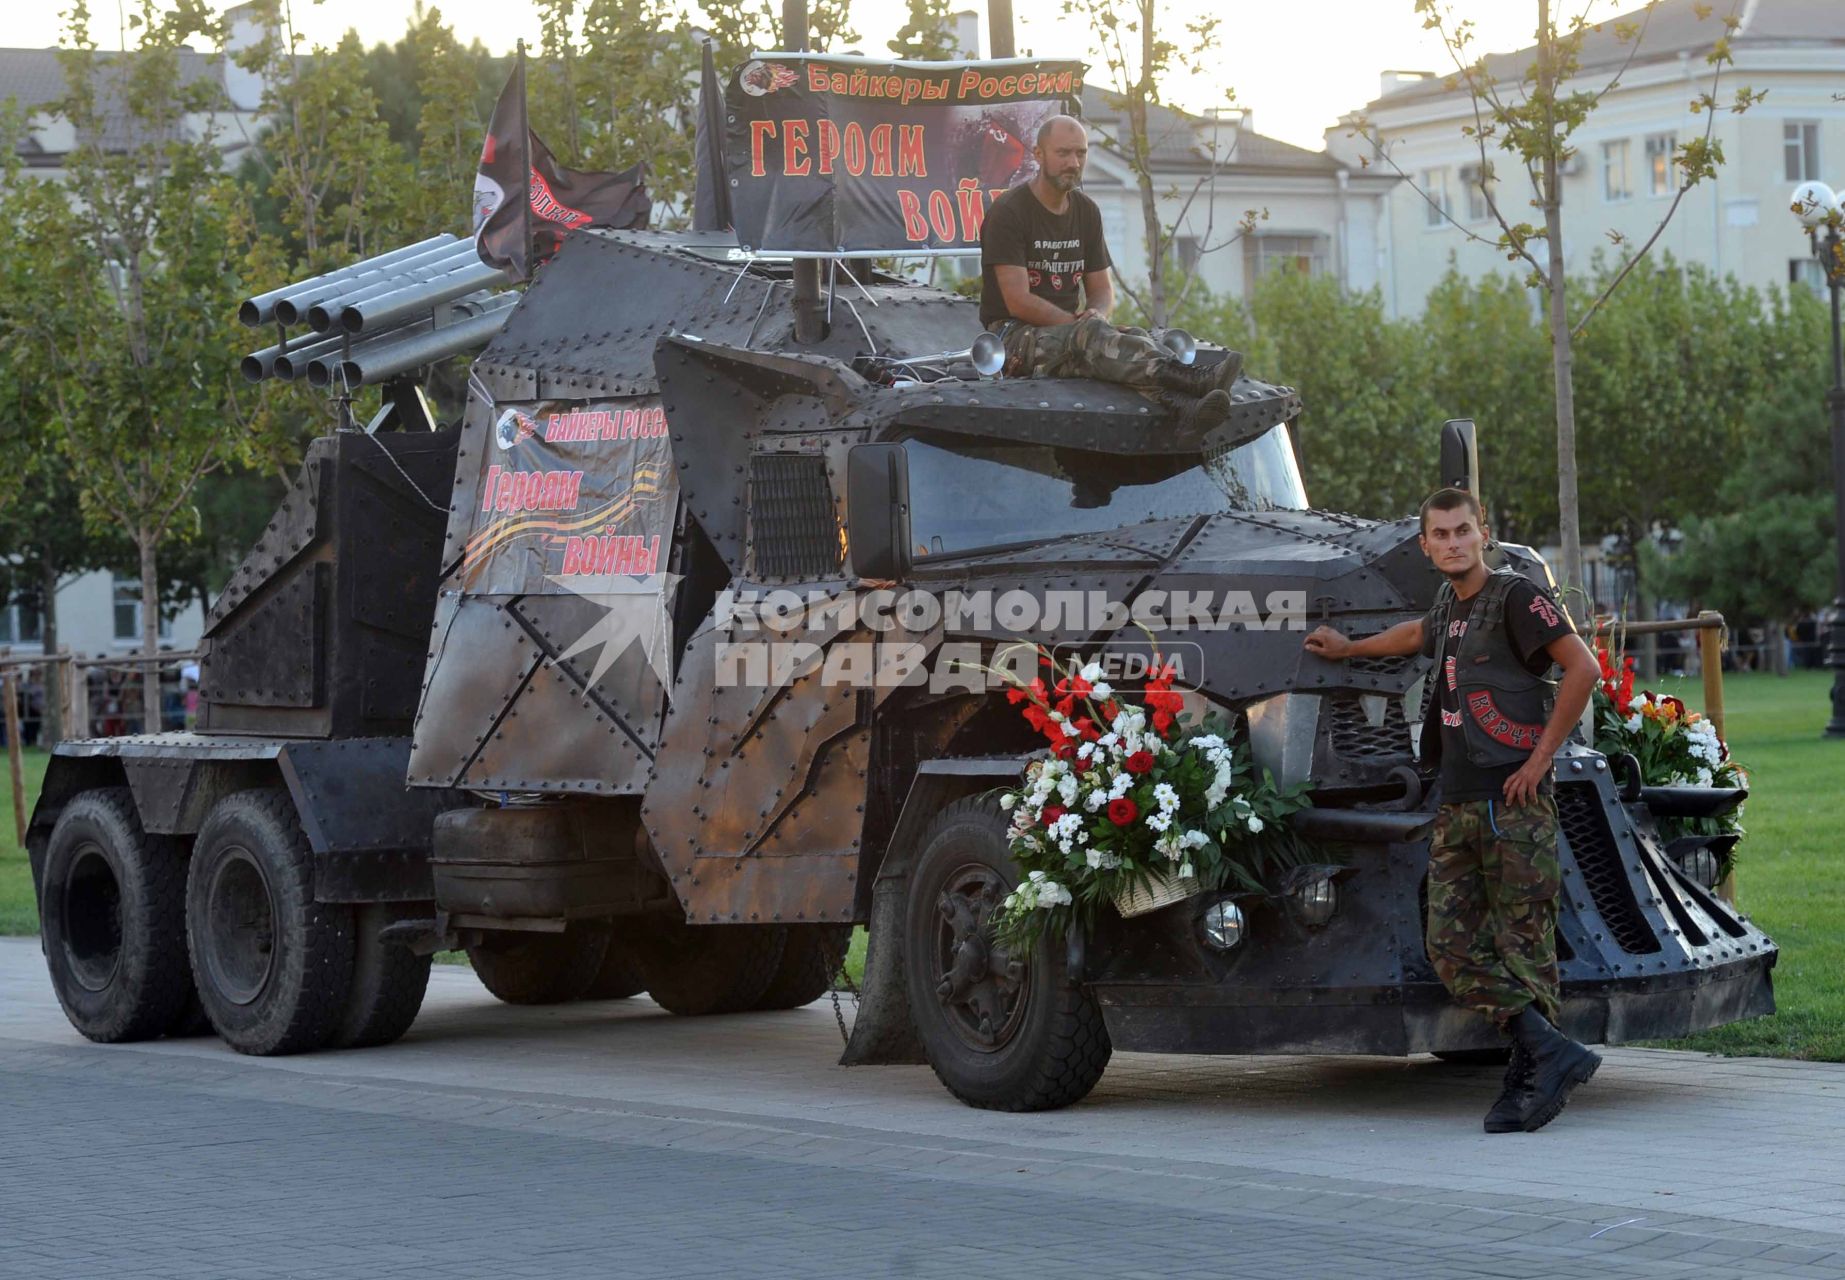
[1,936,1841,1279]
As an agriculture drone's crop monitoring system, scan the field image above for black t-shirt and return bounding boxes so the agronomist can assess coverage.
[1421,576,1575,801]
[979,185,1113,328]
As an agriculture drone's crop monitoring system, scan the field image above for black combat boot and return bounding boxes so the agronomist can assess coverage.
[1482,1041,1534,1134]
[1155,349,1244,397]
[1152,387,1231,433]
[1509,1007,1601,1132]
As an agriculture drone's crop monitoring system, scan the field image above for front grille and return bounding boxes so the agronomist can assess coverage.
[748,453,841,579]
[1327,693,1414,760]
[1556,783,1659,955]
[1347,653,1411,678]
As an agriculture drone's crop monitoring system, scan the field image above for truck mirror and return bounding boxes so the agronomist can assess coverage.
[846,443,912,581]
[1439,418,1479,494]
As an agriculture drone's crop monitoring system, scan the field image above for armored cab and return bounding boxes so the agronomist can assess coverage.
[28,230,1772,1109]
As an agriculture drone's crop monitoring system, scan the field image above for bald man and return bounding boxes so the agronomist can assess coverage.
[978,115,1244,432]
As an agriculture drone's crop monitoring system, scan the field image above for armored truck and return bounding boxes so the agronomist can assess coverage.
[26,224,1774,1111]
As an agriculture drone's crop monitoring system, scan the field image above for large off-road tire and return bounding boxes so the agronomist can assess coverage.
[580,935,646,1000]
[904,796,1111,1111]
[632,919,786,1016]
[466,924,609,1005]
[39,788,194,1043]
[331,903,431,1048]
[186,789,355,1056]
[751,924,852,1011]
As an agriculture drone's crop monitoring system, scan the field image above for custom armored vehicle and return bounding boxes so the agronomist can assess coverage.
[27,45,1773,1108]
[27,223,1775,1109]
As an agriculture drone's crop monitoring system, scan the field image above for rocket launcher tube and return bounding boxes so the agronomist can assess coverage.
[238,233,456,327]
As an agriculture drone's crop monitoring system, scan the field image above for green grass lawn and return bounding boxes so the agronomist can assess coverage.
[6,673,1839,1056]
[0,746,48,936]
[1638,669,1845,1061]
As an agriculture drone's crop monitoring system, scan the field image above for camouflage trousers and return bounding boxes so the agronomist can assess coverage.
[1426,794,1563,1029]
[989,316,1170,389]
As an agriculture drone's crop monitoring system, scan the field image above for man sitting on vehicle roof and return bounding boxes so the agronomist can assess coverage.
[978,114,1243,432]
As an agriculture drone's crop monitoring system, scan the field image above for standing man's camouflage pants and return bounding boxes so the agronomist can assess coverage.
[1426,795,1563,1028]
[990,317,1170,389]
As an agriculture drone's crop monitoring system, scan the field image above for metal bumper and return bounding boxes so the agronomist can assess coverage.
[1092,953,1776,1056]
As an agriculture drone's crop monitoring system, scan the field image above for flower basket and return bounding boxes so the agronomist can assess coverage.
[1111,869,1202,917]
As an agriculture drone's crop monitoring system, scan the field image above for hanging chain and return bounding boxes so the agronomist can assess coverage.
[819,926,860,1049]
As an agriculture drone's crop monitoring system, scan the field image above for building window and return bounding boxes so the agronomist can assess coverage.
[0,594,43,646]
[1785,121,1820,183]
[1601,139,1632,201]
[112,573,171,645]
[1460,162,1493,221]
[1791,257,1828,298]
[1422,168,1451,226]
[1645,133,1677,196]
[1250,233,1328,278]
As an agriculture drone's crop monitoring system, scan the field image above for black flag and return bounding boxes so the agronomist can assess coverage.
[474,47,653,282]
[692,40,732,233]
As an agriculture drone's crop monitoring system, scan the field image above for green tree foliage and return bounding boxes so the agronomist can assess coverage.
[15,0,282,715]
[887,0,960,60]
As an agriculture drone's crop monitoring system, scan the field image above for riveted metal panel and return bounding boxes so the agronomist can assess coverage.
[407,596,543,787]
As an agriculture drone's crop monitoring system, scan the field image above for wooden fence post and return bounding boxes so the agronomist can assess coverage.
[3,669,25,847]
[1695,612,1738,906]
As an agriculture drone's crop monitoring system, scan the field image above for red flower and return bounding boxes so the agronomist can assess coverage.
[1125,750,1155,774]
[1151,708,1174,735]
[1053,694,1076,717]
[1107,797,1138,825]
[1042,804,1066,826]
[1073,717,1099,741]
[1100,700,1119,722]
[1072,754,1092,774]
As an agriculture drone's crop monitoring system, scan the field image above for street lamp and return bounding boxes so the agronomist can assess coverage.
[1789,181,1845,738]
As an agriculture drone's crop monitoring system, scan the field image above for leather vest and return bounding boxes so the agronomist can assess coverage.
[1423,570,1558,770]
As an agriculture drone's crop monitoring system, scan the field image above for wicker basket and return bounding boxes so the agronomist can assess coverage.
[1112,869,1202,918]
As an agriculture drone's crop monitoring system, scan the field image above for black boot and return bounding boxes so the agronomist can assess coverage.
[1509,1007,1601,1132]
[1155,349,1244,397]
[1152,387,1231,433]
[1482,1041,1533,1134]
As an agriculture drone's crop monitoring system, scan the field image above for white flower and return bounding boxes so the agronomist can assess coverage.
[1631,694,1651,712]
[1245,814,1265,834]
[1085,848,1121,870]
[999,793,1017,811]
[1060,719,1082,738]
[1083,789,1107,812]
[1057,774,1079,805]
[1146,811,1173,833]
[1153,782,1180,813]
[1178,862,1195,879]
[1080,661,1103,682]
[1040,880,1072,907]
[1624,714,1644,733]
[1109,773,1133,800]
[1181,829,1210,849]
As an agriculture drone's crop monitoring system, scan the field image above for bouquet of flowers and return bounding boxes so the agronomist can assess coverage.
[991,650,1310,945]
[1590,642,1746,847]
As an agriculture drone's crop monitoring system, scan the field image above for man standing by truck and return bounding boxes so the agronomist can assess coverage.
[1303,488,1603,1133]
[978,114,1242,431]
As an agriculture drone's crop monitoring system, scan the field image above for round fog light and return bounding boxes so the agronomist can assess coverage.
[1289,874,1337,928]
[1201,899,1245,951]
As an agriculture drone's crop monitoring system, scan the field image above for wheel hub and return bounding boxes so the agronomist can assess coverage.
[62,844,123,993]
[932,864,1028,1051]
[204,847,277,1006]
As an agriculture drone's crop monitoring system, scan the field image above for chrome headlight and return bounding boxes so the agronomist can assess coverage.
[1677,846,1722,890]
[1281,864,1346,928]
[1200,899,1245,951]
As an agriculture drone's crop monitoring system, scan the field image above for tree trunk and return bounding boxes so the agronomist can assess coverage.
[1134,1,1166,328]
[1537,0,1584,593]
[138,534,160,734]
[39,559,61,747]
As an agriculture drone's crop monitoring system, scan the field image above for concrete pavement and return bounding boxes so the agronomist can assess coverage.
[2,936,1842,1279]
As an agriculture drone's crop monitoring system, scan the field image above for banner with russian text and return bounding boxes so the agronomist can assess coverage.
[725,55,1085,254]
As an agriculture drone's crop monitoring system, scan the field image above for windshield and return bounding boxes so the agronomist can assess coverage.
[905,423,1307,557]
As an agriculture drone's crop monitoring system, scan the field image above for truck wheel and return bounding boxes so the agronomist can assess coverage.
[332,904,431,1048]
[466,924,609,1005]
[633,920,786,1016]
[580,937,646,1000]
[751,924,852,1010]
[904,796,1112,1111]
[39,788,193,1043]
[186,790,355,1056]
